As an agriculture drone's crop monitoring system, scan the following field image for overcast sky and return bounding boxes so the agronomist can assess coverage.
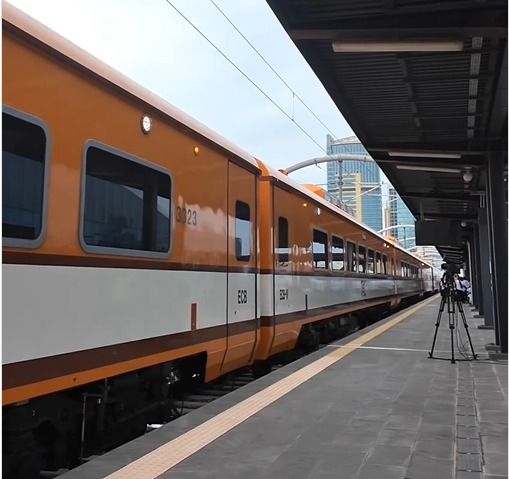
[8,0,356,186]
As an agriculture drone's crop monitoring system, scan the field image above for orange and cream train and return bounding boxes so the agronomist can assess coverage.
[2,3,438,476]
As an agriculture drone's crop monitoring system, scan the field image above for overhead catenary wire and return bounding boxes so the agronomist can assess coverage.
[208,0,375,184]
[206,0,378,188]
[162,0,375,185]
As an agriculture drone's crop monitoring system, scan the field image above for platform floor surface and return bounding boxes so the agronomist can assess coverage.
[61,296,507,479]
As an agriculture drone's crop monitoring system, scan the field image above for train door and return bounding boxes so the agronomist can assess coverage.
[221,161,258,373]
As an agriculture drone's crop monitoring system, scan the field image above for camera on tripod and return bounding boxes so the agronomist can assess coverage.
[440,261,460,291]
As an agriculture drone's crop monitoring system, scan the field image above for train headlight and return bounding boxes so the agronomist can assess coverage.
[141,114,152,134]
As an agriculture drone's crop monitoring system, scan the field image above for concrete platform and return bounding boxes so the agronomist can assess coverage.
[60,296,507,479]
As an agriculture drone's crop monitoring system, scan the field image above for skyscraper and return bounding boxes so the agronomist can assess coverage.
[388,187,416,250]
[326,135,382,231]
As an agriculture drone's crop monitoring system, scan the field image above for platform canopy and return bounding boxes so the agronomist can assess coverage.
[266,0,507,264]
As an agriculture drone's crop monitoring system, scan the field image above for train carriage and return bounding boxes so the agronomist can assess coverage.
[254,163,433,368]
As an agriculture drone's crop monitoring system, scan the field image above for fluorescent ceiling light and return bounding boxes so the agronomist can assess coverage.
[332,40,464,53]
[396,165,462,173]
[388,151,462,159]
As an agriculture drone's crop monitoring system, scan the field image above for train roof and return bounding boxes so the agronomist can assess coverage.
[256,159,433,267]
[2,1,260,172]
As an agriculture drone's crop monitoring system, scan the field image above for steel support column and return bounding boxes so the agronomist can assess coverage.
[487,153,508,353]
[477,208,495,330]
[472,225,484,314]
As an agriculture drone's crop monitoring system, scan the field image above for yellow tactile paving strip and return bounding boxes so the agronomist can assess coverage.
[105,296,436,479]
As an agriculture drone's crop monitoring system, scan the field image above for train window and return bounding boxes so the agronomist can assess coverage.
[367,249,375,274]
[357,246,367,273]
[312,229,328,269]
[82,143,171,256]
[347,241,357,272]
[382,254,388,274]
[235,201,251,262]
[375,251,382,273]
[2,108,49,247]
[331,236,344,271]
[277,216,289,266]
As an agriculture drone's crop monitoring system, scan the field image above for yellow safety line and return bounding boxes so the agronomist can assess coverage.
[105,295,437,479]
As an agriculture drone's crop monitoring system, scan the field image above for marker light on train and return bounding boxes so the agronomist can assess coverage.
[141,115,152,134]
[303,202,308,208]
[194,146,201,156]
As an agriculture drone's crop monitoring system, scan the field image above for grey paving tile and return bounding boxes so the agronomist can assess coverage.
[425,400,456,413]
[481,434,508,454]
[457,415,478,426]
[355,464,406,479]
[456,425,479,438]
[480,422,508,437]
[457,406,476,416]
[311,473,349,479]
[457,397,476,407]
[456,438,481,454]
[484,452,509,476]
[413,439,454,460]
[258,452,320,479]
[332,431,378,451]
[312,450,367,475]
[417,423,455,441]
[347,417,386,433]
[455,470,483,479]
[365,445,411,467]
[479,409,508,423]
[406,455,454,479]
[421,410,456,425]
[456,453,482,472]
[375,428,417,446]
[383,414,421,430]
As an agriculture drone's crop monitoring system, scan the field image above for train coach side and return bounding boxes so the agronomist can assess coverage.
[255,161,434,365]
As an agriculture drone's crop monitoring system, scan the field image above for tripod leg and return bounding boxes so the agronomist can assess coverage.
[456,299,478,360]
[429,295,446,358]
[449,294,456,364]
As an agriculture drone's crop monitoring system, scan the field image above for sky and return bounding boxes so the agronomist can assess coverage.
[7,0,356,187]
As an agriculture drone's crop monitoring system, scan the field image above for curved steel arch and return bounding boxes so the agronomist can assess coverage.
[284,154,372,173]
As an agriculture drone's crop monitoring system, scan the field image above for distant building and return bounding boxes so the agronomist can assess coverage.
[326,135,382,231]
[388,187,416,250]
